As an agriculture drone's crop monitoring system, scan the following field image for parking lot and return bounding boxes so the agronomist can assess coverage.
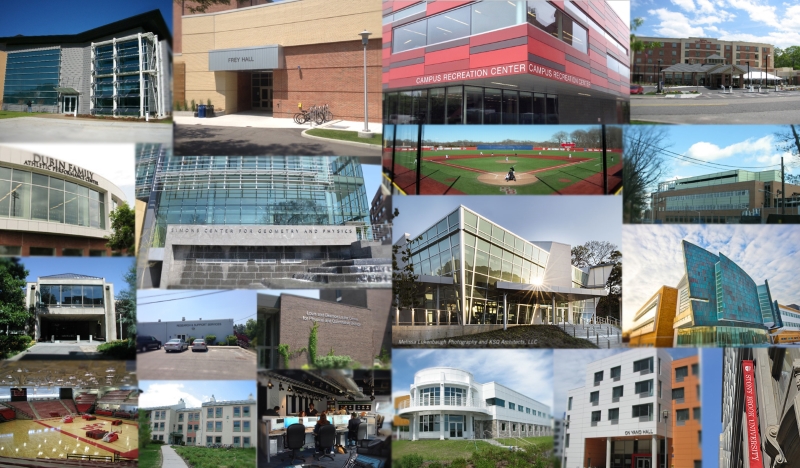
[136,346,256,380]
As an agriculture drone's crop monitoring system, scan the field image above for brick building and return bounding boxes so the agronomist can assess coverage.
[627,286,679,348]
[174,0,382,121]
[632,36,774,85]
[0,146,127,257]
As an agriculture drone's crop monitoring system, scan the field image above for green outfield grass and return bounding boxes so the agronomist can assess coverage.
[405,149,619,194]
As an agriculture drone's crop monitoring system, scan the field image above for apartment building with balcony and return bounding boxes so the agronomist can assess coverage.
[397,367,551,440]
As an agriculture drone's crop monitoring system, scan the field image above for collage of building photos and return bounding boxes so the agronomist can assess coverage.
[0,1,798,468]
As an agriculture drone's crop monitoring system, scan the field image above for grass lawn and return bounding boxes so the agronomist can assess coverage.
[173,446,256,468]
[392,439,495,462]
[306,128,382,145]
[394,325,598,349]
[0,110,45,119]
[393,150,619,194]
[138,444,161,468]
[495,436,554,449]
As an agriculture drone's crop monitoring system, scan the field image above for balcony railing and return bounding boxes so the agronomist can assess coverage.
[397,398,487,411]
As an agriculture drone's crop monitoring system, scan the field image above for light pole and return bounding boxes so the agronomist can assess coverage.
[662,410,669,468]
[657,59,663,92]
[358,30,373,139]
[766,54,771,90]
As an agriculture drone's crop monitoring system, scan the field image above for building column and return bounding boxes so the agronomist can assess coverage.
[503,293,507,331]
[606,437,611,468]
[412,414,416,441]
[440,411,445,440]
[552,295,557,324]
[652,435,657,468]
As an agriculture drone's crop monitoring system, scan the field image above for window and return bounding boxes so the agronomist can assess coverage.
[207,408,213,418]
[62,248,83,256]
[420,387,441,405]
[526,408,530,414]
[673,388,685,400]
[635,380,653,396]
[0,246,21,256]
[512,424,517,431]
[610,366,621,380]
[676,409,690,422]
[693,407,701,420]
[29,247,55,256]
[633,358,653,373]
[215,436,222,444]
[419,415,440,432]
[565,434,570,448]
[608,408,619,421]
[691,363,699,375]
[594,371,603,383]
[675,366,689,381]
[612,386,623,399]
[501,423,506,431]
[244,421,251,432]
[632,403,653,420]
[207,436,212,444]
[233,436,240,446]
[472,0,520,36]
[234,407,241,417]
[2,49,61,106]
[243,437,251,448]
[591,411,601,422]
[215,422,222,432]
[567,397,572,410]
[519,405,524,412]
[243,406,250,417]
[215,407,223,418]
[178,424,183,431]
[589,391,599,404]
[207,421,213,432]
[427,6,471,46]
[233,421,241,432]
[178,414,184,422]
[509,402,516,410]
[658,380,662,398]
[486,397,506,407]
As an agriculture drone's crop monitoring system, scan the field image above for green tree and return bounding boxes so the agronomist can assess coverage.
[308,322,318,365]
[630,18,663,84]
[392,209,422,315]
[623,126,671,223]
[0,258,30,334]
[139,409,152,448]
[105,203,135,255]
[774,46,800,70]
[596,251,622,322]
[115,263,137,339]
[571,241,618,268]
[205,334,217,345]
[244,318,259,340]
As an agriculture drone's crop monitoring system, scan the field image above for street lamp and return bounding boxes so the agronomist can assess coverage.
[766,54,771,90]
[657,59,663,92]
[662,410,669,468]
[358,30,373,139]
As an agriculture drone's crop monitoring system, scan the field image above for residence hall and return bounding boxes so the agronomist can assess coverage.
[0,10,171,118]
[0,147,127,257]
[143,395,257,446]
[382,1,630,125]
[174,0,382,122]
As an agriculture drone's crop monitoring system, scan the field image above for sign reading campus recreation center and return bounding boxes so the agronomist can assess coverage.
[742,360,763,468]
[166,224,358,246]
[414,62,591,89]
[303,311,362,327]
[24,154,99,185]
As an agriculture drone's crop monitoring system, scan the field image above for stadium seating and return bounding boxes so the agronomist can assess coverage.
[74,393,97,413]
[30,400,69,418]
[61,399,79,414]
[4,401,36,419]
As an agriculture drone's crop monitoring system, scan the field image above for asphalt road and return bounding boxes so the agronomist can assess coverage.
[631,90,800,124]
[175,125,379,156]
[0,117,172,143]
[136,346,256,380]
[9,342,102,361]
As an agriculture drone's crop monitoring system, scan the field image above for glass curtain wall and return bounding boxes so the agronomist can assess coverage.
[92,35,157,116]
[37,285,105,308]
[2,48,61,108]
[0,166,105,229]
[150,156,371,247]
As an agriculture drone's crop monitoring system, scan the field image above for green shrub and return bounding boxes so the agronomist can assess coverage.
[226,335,237,346]
[396,454,424,468]
[450,458,468,468]
[188,336,196,344]
[150,439,166,445]
[191,99,196,111]
[428,463,443,468]
[205,335,217,345]
[97,339,136,359]
[313,355,354,369]
[207,98,212,106]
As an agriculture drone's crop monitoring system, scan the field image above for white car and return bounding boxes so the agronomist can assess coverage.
[164,339,188,353]
[191,339,208,352]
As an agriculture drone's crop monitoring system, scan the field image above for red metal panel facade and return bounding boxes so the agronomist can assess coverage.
[742,360,764,468]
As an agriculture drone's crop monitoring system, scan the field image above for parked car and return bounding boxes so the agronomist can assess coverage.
[630,84,644,95]
[191,339,208,352]
[164,338,188,353]
[137,335,161,353]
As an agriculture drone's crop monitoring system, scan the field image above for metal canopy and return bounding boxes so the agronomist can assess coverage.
[496,281,608,301]
[54,87,80,95]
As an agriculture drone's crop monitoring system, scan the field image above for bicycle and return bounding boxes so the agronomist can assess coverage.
[294,104,333,125]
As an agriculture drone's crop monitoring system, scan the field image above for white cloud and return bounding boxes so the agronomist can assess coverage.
[705,25,720,32]
[682,135,775,163]
[648,8,706,36]
[670,0,696,12]
[139,382,203,409]
[727,0,779,28]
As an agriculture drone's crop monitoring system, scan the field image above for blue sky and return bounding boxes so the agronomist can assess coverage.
[0,1,172,37]
[392,349,554,413]
[22,257,134,296]
[551,349,697,416]
[640,125,797,190]
[622,225,800,330]
[701,348,722,468]
[393,196,623,248]
[632,0,800,48]
[138,289,320,326]
[362,163,381,201]
[422,125,608,145]
[139,380,256,409]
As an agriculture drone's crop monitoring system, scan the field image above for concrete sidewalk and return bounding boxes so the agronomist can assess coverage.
[175,112,381,132]
[161,445,189,468]
[8,342,102,361]
[0,117,172,143]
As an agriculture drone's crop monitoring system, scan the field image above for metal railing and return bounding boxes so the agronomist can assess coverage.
[398,397,486,410]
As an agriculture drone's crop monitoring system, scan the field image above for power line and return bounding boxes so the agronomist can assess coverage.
[138,290,234,306]
[654,145,782,170]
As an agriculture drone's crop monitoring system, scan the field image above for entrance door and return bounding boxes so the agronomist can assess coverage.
[63,96,77,114]
[636,459,651,468]
[251,72,273,112]
[449,422,463,438]
[177,334,187,342]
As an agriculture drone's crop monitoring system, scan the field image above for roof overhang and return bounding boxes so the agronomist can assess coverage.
[54,87,80,95]
[496,281,608,301]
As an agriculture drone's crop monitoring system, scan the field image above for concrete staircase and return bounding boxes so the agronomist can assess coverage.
[560,323,624,348]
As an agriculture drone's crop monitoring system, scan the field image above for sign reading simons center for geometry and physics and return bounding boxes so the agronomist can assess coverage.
[165,224,359,246]
[23,154,99,186]
[413,62,592,88]
[742,360,763,468]
[303,311,362,327]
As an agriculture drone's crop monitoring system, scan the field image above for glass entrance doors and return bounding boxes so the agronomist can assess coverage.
[449,421,463,438]
[63,95,77,114]
[635,458,651,468]
[252,72,273,111]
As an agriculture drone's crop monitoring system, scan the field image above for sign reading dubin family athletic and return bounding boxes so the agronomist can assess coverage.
[742,360,763,468]
[24,154,99,185]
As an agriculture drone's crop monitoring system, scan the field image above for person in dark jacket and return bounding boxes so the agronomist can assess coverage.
[306,403,318,416]
[347,412,361,447]
[313,413,332,454]
[264,406,280,416]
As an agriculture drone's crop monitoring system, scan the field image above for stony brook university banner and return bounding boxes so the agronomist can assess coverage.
[742,360,763,468]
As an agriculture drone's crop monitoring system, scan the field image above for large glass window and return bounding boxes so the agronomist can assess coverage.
[502,90,519,124]
[393,20,427,53]
[471,1,523,36]
[427,6,471,46]
[635,380,653,396]
[2,49,61,107]
[419,414,440,432]
[465,87,484,124]
[483,88,502,124]
[561,13,587,54]
[527,2,558,39]
[446,87,463,124]
[419,387,440,405]
[632,403,653,420]
[92,35,158,116]
[633,357,654,373]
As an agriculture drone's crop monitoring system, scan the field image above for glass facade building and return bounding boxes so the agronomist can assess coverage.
[0,165,106,230]
[92,34,162,116]
[2,48,61,106]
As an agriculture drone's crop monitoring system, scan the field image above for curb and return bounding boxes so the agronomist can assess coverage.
[300,128,382,149]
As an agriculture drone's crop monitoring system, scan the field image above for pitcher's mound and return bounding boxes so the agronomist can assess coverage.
[478,172,539,186]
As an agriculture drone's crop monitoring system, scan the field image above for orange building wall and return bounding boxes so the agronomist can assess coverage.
[629,286,678,348]
[584,438,608,468]
[671,355,702,468]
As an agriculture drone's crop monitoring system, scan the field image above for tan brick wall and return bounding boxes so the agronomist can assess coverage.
[0,50,6,107]
[173,60,186,105]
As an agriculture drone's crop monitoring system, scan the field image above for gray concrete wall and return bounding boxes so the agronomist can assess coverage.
[59,44,91,115]
[138,318,234,344]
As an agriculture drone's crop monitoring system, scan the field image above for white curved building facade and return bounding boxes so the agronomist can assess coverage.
[398,367,552,440]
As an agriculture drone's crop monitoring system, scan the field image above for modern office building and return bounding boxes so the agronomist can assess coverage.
[174,0,381,121]
[143,394,257,447]
[628,240,781,347]
[397,367,551,440]
[632,36,774,86]
[770,303,800,344]
[382,1,630,125]
[0,146,127,257]
[25,273,117,342]
[256,289,391,370]
[370,186,392,245]
[393,205,612,339]
[563,349,673,468]
[720,347,800,468]
[670,355,702,468]
[137,318,235,345]
[650,169,800,224]
[553,415,567,460]
[628,286,678,348]
[136,156,390,289]
[0,10,171,118]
